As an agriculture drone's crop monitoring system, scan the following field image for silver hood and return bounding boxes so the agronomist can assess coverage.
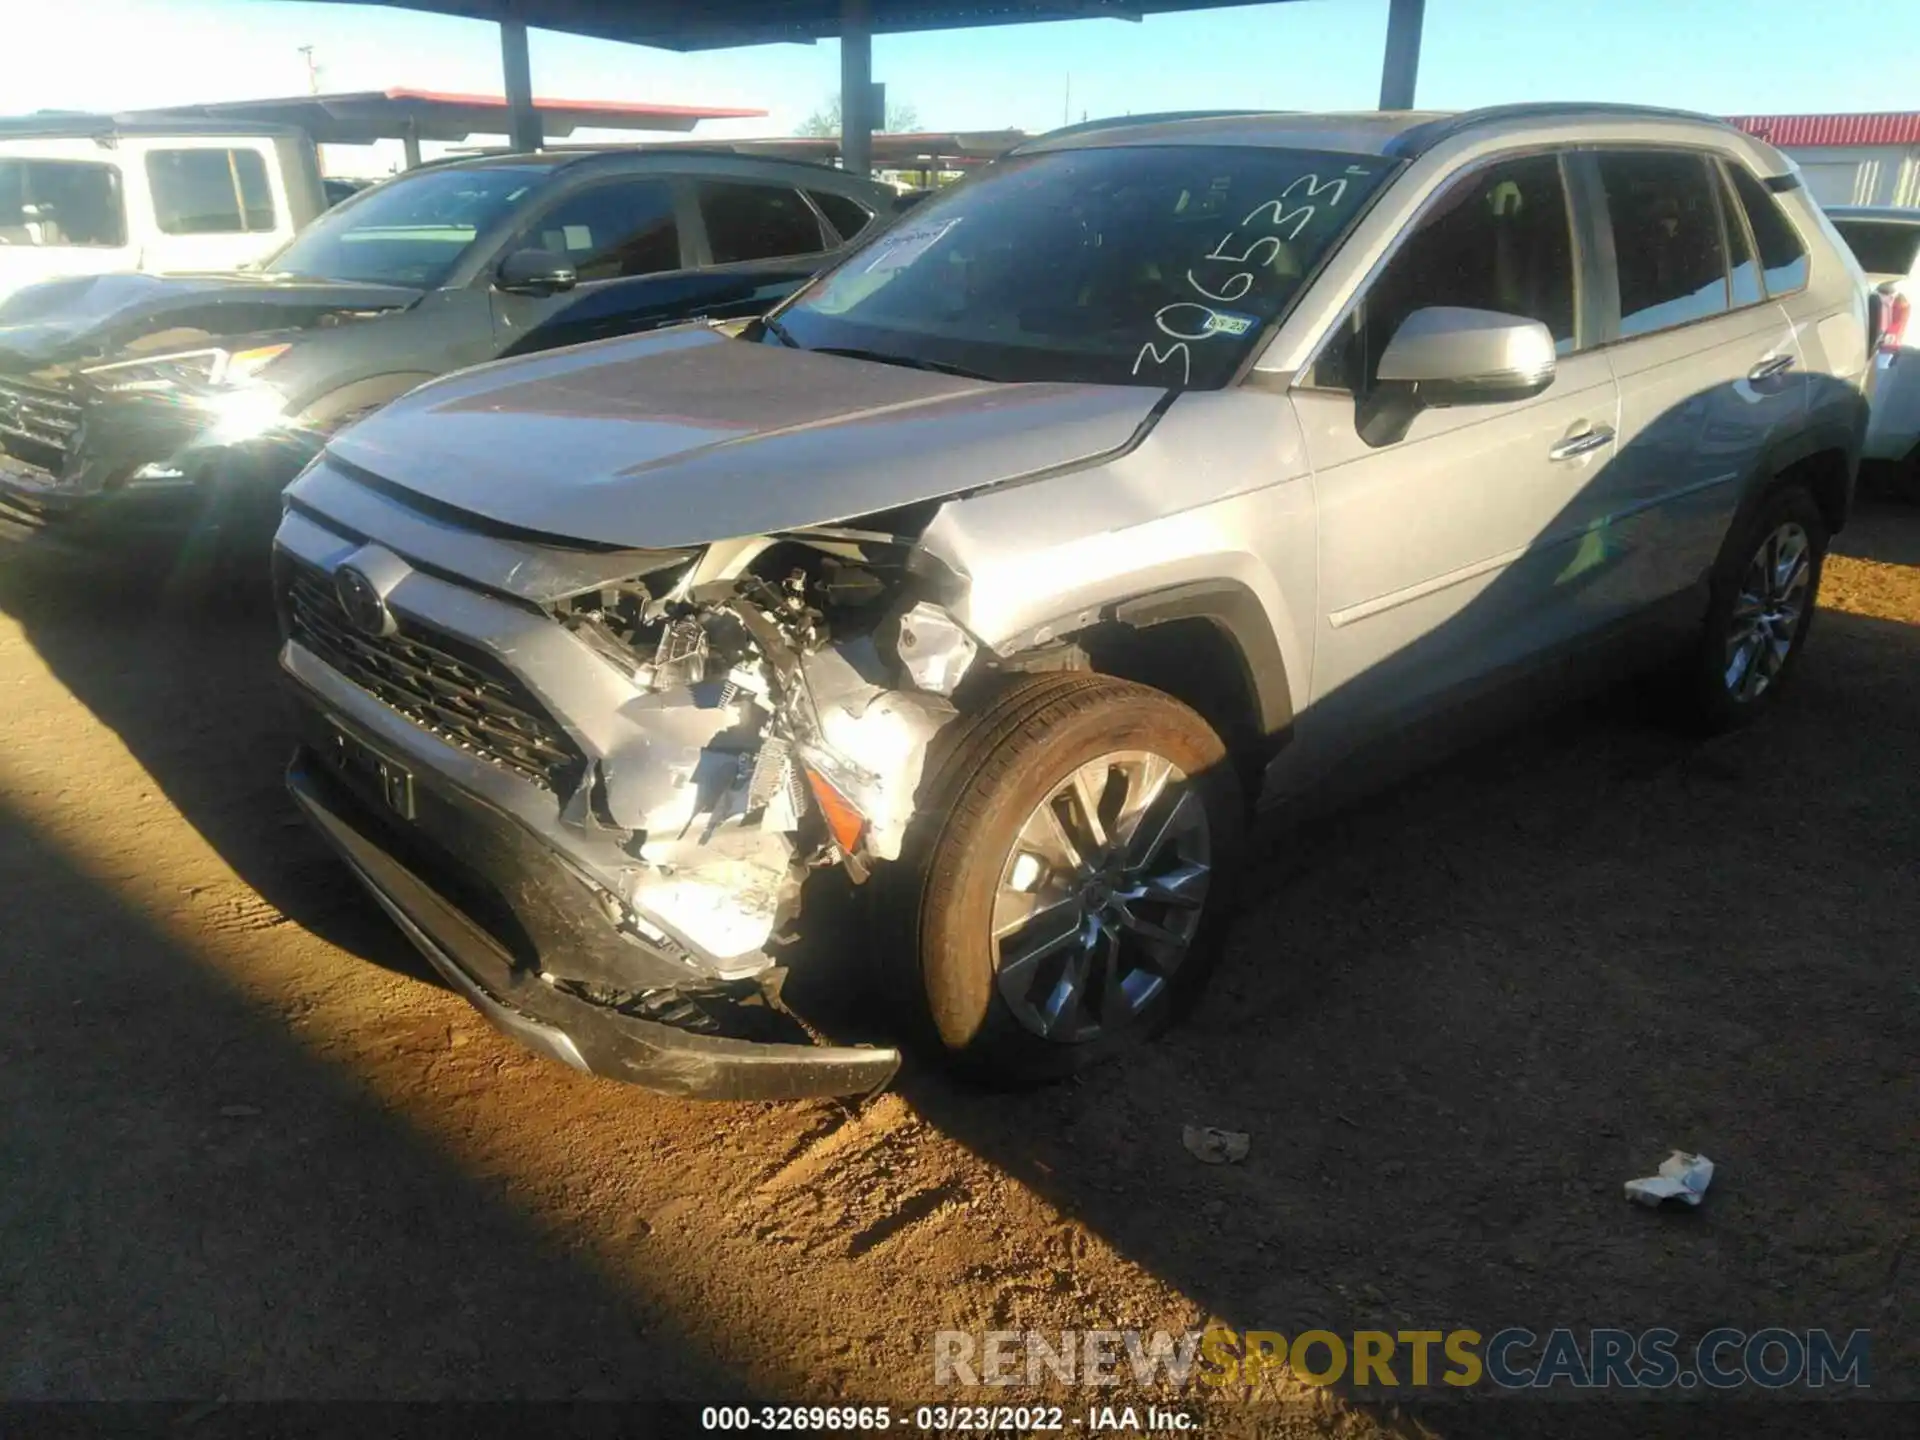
[322,325,1167,548]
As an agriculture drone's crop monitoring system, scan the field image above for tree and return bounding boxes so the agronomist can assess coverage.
[796,94,920,137]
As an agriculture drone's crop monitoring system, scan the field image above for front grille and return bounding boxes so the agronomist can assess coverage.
[284,560,586,794]
[0,377,81,470]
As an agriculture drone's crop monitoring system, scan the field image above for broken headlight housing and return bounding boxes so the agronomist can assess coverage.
[82,343,290,396]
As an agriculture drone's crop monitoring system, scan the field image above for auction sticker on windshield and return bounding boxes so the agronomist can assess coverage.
[863,219,961,274]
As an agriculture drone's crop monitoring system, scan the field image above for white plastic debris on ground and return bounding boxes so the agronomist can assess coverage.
[1624,1150,1715,1208]
[1182,1125,1250,1165]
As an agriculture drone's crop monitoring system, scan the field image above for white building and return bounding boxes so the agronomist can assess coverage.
[1726,112,1920,209]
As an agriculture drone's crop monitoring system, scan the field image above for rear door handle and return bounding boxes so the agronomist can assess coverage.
[1548,425,1615,462]
[1749,354,1795,382]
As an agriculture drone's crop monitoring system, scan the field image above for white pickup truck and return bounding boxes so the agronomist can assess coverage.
[0,119,328,307]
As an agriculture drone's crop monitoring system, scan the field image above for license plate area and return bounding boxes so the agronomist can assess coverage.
[325,723,416,821]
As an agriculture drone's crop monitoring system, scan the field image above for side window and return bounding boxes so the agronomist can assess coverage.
[807,188,875,245]
[1312,153,1576,394]
[1597,152,1728,338]
[147,149,276,234]
[1726,163,1809,296]
[527,180,681,282]
[1716,164,1764,308]
[699,182,827,263]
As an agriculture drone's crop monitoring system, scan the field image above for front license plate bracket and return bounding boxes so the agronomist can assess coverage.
[325,724,416,821]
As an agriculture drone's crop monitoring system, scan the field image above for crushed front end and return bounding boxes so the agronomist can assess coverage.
[274,459,980,1099]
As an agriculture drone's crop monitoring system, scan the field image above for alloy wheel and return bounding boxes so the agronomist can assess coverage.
[991,750,1212,1043]
[1724,520,1813,703]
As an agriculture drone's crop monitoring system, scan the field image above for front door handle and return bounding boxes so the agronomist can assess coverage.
[1749,354,1795,382]
[1548,425,1616,462]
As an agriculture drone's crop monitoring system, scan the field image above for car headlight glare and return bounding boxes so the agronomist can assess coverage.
[201,385,289,444]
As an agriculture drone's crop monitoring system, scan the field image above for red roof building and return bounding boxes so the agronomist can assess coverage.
[1725,112,1920,148]
[1724,113,1920,209]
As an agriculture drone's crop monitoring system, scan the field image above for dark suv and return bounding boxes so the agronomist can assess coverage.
[0,149,897,565]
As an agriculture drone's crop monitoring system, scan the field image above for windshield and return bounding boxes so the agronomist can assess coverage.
[768,145,1393,388]
[264,163,553,288]
[0,158,125,248]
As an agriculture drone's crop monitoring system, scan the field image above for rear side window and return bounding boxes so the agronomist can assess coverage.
[699,182,826,263]
[807,188,874,244]
[1726,164,1809,295]
[1831,219,1920,279]
[1313,152,1577,393]
[147,148,276,234]
[1597,152,1728,338]
[527,179,681,281]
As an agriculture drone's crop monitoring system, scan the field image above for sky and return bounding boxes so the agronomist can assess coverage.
[1,0,1917,176]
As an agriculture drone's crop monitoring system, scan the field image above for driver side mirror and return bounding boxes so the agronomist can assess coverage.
[496,248,578,296]
[1376,305,1557,407]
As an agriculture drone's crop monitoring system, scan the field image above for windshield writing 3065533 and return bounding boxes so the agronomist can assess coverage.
[1134,168,1369,387]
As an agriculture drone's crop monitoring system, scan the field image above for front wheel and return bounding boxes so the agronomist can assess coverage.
[881,674,1245,1086]
[1672,484,1827,734]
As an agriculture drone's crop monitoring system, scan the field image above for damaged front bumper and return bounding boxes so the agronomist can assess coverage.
[286,735,901,1102]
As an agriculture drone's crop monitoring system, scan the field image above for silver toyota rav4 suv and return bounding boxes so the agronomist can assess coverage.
[274,105,1872,1100]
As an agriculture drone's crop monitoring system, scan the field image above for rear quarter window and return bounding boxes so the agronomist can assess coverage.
[1726,163,1809,296]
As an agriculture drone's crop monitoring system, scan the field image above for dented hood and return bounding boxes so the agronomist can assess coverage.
[322,325,1166,548]
[0,270,418,370]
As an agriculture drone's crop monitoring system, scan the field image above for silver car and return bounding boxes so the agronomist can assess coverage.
[274,104,1872,1099]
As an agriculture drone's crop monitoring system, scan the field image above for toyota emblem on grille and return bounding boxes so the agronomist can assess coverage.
[334,565,394,637]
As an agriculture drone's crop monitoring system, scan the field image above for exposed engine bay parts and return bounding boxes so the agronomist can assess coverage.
[545,531,978,971]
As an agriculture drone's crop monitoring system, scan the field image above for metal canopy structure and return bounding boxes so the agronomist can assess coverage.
[275,0,1428,175]
[133,88,766,166]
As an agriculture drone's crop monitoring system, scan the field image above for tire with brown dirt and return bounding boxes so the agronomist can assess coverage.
[879,673,1245,1086]
[1671,483,1828,735]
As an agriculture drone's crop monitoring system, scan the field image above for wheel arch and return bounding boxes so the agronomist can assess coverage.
[995,578,1296,784]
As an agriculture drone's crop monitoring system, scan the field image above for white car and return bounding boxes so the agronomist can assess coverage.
[0,120,326,308]
[1828,206,1920,488]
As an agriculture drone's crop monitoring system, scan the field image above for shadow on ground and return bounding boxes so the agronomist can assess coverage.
[0,782,746,1409]
[0,559,429,985]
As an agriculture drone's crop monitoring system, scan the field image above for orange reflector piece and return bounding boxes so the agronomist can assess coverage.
[803,765,867,854]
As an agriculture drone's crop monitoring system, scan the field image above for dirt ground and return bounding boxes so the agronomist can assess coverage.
[1,503,1916,1439]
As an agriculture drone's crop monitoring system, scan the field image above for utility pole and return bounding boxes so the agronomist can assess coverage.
[1063,73,1070,127]
[297,45,321,95]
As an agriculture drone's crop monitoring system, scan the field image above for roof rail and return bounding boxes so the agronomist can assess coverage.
[434,143,856,177]
[1386,102,1734,158]
[1015,109,1284,151]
